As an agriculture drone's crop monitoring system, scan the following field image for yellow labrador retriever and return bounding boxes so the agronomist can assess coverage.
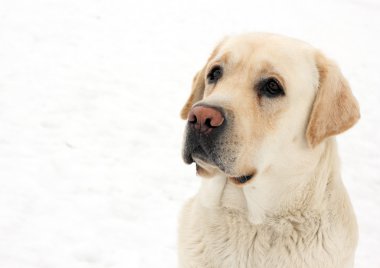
[179,33,359,268]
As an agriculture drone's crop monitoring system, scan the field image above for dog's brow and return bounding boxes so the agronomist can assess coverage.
[255,62,286,89]
[210,53,229,65]
[206,53,232,76]
[256,61,276,74]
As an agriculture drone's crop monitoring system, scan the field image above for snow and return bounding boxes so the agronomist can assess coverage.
[0,0,379,267]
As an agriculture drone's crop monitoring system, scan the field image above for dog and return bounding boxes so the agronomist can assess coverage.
[178,33,360,268]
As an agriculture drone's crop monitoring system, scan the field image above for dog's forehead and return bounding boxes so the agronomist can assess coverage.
[213,34,315,68]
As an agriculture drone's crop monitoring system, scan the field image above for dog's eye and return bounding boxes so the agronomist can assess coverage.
[207,66,223,84]
[259,78,285,98]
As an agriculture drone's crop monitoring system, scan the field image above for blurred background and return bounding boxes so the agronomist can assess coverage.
[0,0,379,267]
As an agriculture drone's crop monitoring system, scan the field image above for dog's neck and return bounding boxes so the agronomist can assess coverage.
[198,138,341,224]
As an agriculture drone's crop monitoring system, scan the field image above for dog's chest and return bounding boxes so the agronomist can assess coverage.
[197,210,267,267]
[180,202,342,268]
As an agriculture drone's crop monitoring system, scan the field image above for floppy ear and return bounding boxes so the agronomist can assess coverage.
[180,67,206,120]
[306,52,360,148]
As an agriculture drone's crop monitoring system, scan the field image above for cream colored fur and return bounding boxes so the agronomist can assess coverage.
[178,33,359,268]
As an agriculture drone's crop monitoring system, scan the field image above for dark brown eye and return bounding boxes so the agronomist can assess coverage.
[207,66,223,84]
[259,78,284,98]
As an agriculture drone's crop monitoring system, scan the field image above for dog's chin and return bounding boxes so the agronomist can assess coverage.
[192,152,230,171]
[194,157,219,178]
[192,153,230,178]
[193,155,256,185]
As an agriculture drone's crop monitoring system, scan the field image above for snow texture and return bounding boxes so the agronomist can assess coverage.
[0,0,379,267]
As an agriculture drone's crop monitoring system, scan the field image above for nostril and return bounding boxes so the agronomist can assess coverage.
[188,112,197,124]
[204,118,212,128]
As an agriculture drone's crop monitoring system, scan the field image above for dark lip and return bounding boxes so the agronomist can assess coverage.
[229,174,254,184]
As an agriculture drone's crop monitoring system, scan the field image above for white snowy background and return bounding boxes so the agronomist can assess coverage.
[0,0,379,267]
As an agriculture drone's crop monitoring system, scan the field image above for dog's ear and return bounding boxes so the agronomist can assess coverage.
[306,52,360,148]
[180,67,206,120]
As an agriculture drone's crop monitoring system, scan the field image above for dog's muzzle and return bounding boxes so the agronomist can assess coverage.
[182,104,232,171]
[182,104,255,185]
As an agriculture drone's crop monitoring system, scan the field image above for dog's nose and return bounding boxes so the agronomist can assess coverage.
[188,106,224,133]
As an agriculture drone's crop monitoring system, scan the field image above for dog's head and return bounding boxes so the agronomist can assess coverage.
[181,33,359,185]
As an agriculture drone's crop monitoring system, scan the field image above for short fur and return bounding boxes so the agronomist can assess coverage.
[179,33,359,268]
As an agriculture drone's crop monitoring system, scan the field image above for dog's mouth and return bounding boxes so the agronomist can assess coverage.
[192,154,256,186]
[229,174,254,185]
[185,145,219,168]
